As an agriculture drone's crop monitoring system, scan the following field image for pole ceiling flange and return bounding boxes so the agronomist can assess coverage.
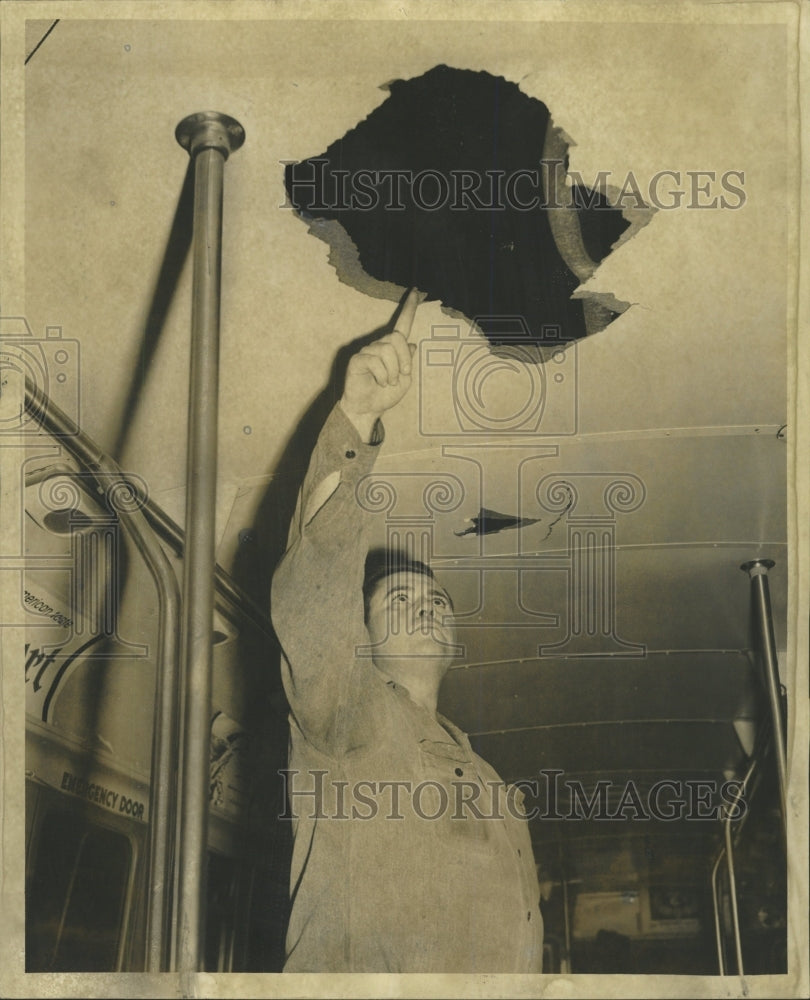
[175,111,245,159]
[740,558,775,577]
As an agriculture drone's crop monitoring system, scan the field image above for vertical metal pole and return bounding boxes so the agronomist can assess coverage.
[174,111,244,974]
[724,809,745,976]
[710,848,726,975]
[561,876,571,973]
[741,559,788,840]
[718,756,757,977]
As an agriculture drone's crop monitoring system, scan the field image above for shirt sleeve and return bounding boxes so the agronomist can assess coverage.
[270,403,383,752]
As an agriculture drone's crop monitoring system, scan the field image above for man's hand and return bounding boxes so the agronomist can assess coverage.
[340,289,420,442]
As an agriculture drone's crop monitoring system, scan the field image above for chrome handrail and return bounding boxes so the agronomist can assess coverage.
[741,560,788,844]
[25,378,181,971]
[710,755,758,976]
[24,371,272,972]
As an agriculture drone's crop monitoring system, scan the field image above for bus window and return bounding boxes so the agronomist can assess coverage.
[204,852,239,972]
[26,809,132,971]
[204,852,290,972]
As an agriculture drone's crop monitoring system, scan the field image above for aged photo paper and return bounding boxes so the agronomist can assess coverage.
[1,1,808,998]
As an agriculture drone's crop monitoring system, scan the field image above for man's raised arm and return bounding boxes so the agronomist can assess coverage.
[270,291,420,749]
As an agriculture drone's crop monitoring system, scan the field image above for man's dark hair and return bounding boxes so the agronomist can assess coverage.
[362,547,437,624]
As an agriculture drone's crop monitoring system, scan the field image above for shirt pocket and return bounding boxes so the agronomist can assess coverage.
[416,740,498,856]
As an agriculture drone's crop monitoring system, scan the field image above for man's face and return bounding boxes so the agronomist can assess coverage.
[366,570,457,668]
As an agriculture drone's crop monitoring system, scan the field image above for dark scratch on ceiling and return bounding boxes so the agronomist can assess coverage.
[539,490,574,541]
[25,20,60,66]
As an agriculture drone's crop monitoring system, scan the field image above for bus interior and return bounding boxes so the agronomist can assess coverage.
[13,15,798,983]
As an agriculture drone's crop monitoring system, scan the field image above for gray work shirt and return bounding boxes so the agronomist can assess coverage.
[271,404,543,972]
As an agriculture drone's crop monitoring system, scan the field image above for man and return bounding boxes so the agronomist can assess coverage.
[271,290,543,972]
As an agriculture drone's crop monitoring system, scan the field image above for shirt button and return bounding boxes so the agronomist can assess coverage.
[345,449,356,459]
[454,767,464,777]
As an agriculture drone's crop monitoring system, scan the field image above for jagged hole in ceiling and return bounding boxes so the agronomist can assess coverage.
[285,64,651,355]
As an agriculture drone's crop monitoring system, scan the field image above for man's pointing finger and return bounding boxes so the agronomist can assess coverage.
[392,287,421,341]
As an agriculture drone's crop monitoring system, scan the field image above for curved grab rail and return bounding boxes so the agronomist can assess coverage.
[710,755,758,976]
[24,377,181,971]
